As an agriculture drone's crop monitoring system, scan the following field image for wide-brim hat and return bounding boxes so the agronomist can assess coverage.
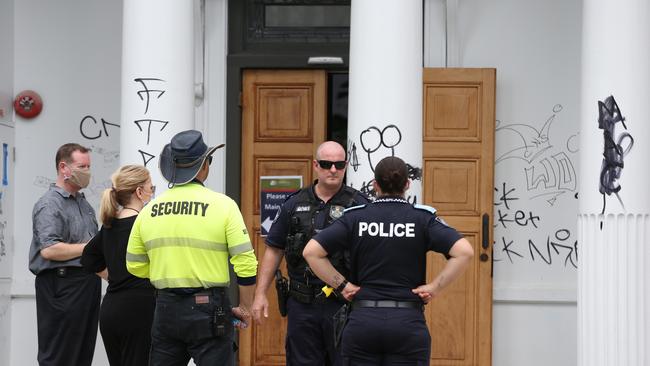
[159,130,225,185]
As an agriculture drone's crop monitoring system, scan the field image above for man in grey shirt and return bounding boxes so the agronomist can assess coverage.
[29,143,100,366]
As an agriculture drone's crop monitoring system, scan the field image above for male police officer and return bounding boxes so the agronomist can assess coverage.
[304,156,474,365]
[127,130,258,365]
[252,141,371,366]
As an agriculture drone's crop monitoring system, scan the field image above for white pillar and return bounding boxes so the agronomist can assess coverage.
[578,1,650,365]
[120,0,195,189]
[347,0,423,203]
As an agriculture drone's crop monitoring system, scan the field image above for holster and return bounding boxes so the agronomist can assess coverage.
[275,270,289,317]
[332,303,351,349]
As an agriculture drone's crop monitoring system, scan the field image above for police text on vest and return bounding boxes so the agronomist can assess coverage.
[358,222,415,237]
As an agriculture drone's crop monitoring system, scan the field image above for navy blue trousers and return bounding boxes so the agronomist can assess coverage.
[341,307,431,366]
[286,297,344,366]
[149,288,234,366]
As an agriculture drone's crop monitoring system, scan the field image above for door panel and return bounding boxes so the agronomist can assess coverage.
[240,69,327,365]
[423,68,495,366]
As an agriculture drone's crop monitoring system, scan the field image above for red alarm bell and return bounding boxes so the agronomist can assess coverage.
[14,90,43,119]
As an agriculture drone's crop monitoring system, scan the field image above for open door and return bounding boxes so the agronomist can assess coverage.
[239,69,327,365]
[422,68,495,366]
[239,68,494,365]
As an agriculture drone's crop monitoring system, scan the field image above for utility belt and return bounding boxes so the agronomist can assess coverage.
[289,280,336,304]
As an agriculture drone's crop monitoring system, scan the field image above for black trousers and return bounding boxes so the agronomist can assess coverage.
[341,307,430,366]
[35,267,101,366]
[149,288,234,366]
[286,296,344,366]
[100,287,156,366]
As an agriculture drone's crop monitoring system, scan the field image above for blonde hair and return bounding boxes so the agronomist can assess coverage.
[99,165,150,227]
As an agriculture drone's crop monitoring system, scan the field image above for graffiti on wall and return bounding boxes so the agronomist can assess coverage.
[132,78,169,167]
[348,124,422,202]
[494,104,579,268]
[597,95,633,229]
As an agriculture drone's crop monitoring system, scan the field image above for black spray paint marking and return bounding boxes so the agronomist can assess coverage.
[493,182,577,268]
[134,119,169,145]
[79,116,120,140]
[133,77,168,169]
[139,150,156,167]
[359,124,402,172]
[496,104,577,206]
[348,142,360,172]
[351,124,422,204]
[597,95,633,227]
[134,78,166,114]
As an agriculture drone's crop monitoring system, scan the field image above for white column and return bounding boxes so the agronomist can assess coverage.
[347,0,423,203]
[120,0,195,189]
[578,1,650,365]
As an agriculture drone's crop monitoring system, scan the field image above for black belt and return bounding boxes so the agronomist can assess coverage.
[352,300,423,310]
[40,266,84,278]
[158,287,225,296]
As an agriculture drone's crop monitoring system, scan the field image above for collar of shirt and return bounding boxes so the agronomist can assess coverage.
[50,183,84,199]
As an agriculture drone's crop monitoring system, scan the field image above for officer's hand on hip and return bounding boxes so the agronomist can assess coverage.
[251,295,269,324]
[340,282,360,302]
[412,284,438,304]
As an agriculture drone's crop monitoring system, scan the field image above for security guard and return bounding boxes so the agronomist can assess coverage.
[126,130,258,365]
[251,141,371,366]
[304,156,474,365]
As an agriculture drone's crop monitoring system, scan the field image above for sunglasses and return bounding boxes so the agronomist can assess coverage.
[318,160,347,170]
[208,155,213,165]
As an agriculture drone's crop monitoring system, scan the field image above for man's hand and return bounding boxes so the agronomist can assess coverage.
[251,294,269,324]
[232,306,251,329]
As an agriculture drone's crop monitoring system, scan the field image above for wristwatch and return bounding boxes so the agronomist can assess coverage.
[335,279,348,293]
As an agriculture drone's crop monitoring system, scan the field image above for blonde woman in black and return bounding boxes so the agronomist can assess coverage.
[81,165,156,366]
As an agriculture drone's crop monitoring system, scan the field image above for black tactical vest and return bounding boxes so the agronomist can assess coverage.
[284,186,360,281]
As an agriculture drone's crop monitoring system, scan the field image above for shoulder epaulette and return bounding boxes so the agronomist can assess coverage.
[343,204,366,213]
[413,204,437,215]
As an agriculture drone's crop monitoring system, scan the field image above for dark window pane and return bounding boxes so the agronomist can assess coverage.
[265,5,350,27]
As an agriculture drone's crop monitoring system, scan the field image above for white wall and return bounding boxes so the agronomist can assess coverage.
[426,0,581,365]
[0,0,15,365]
[11,0,123,364]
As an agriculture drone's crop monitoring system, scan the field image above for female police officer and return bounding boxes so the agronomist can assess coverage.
[303,156,474,365]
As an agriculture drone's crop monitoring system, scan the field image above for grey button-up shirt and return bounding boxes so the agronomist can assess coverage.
[29,184,98,275]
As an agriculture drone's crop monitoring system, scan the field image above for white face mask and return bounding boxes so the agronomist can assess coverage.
[139,185,155,206]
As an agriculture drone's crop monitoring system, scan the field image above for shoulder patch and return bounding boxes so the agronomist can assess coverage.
[414,204,437,215]
[343,204,366,213]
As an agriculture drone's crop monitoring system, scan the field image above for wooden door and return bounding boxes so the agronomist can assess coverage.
[239,69,327,365]
[422,68,495,366]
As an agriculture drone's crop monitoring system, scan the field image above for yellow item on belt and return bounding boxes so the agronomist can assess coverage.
[322,285,334,297]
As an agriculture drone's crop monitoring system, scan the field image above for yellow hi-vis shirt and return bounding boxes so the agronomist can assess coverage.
[126,182,257,289]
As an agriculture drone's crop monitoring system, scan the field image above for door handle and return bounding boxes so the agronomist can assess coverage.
[481,213,489,249]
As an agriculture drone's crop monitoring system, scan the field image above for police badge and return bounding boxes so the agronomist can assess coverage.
[329,205,345,219]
